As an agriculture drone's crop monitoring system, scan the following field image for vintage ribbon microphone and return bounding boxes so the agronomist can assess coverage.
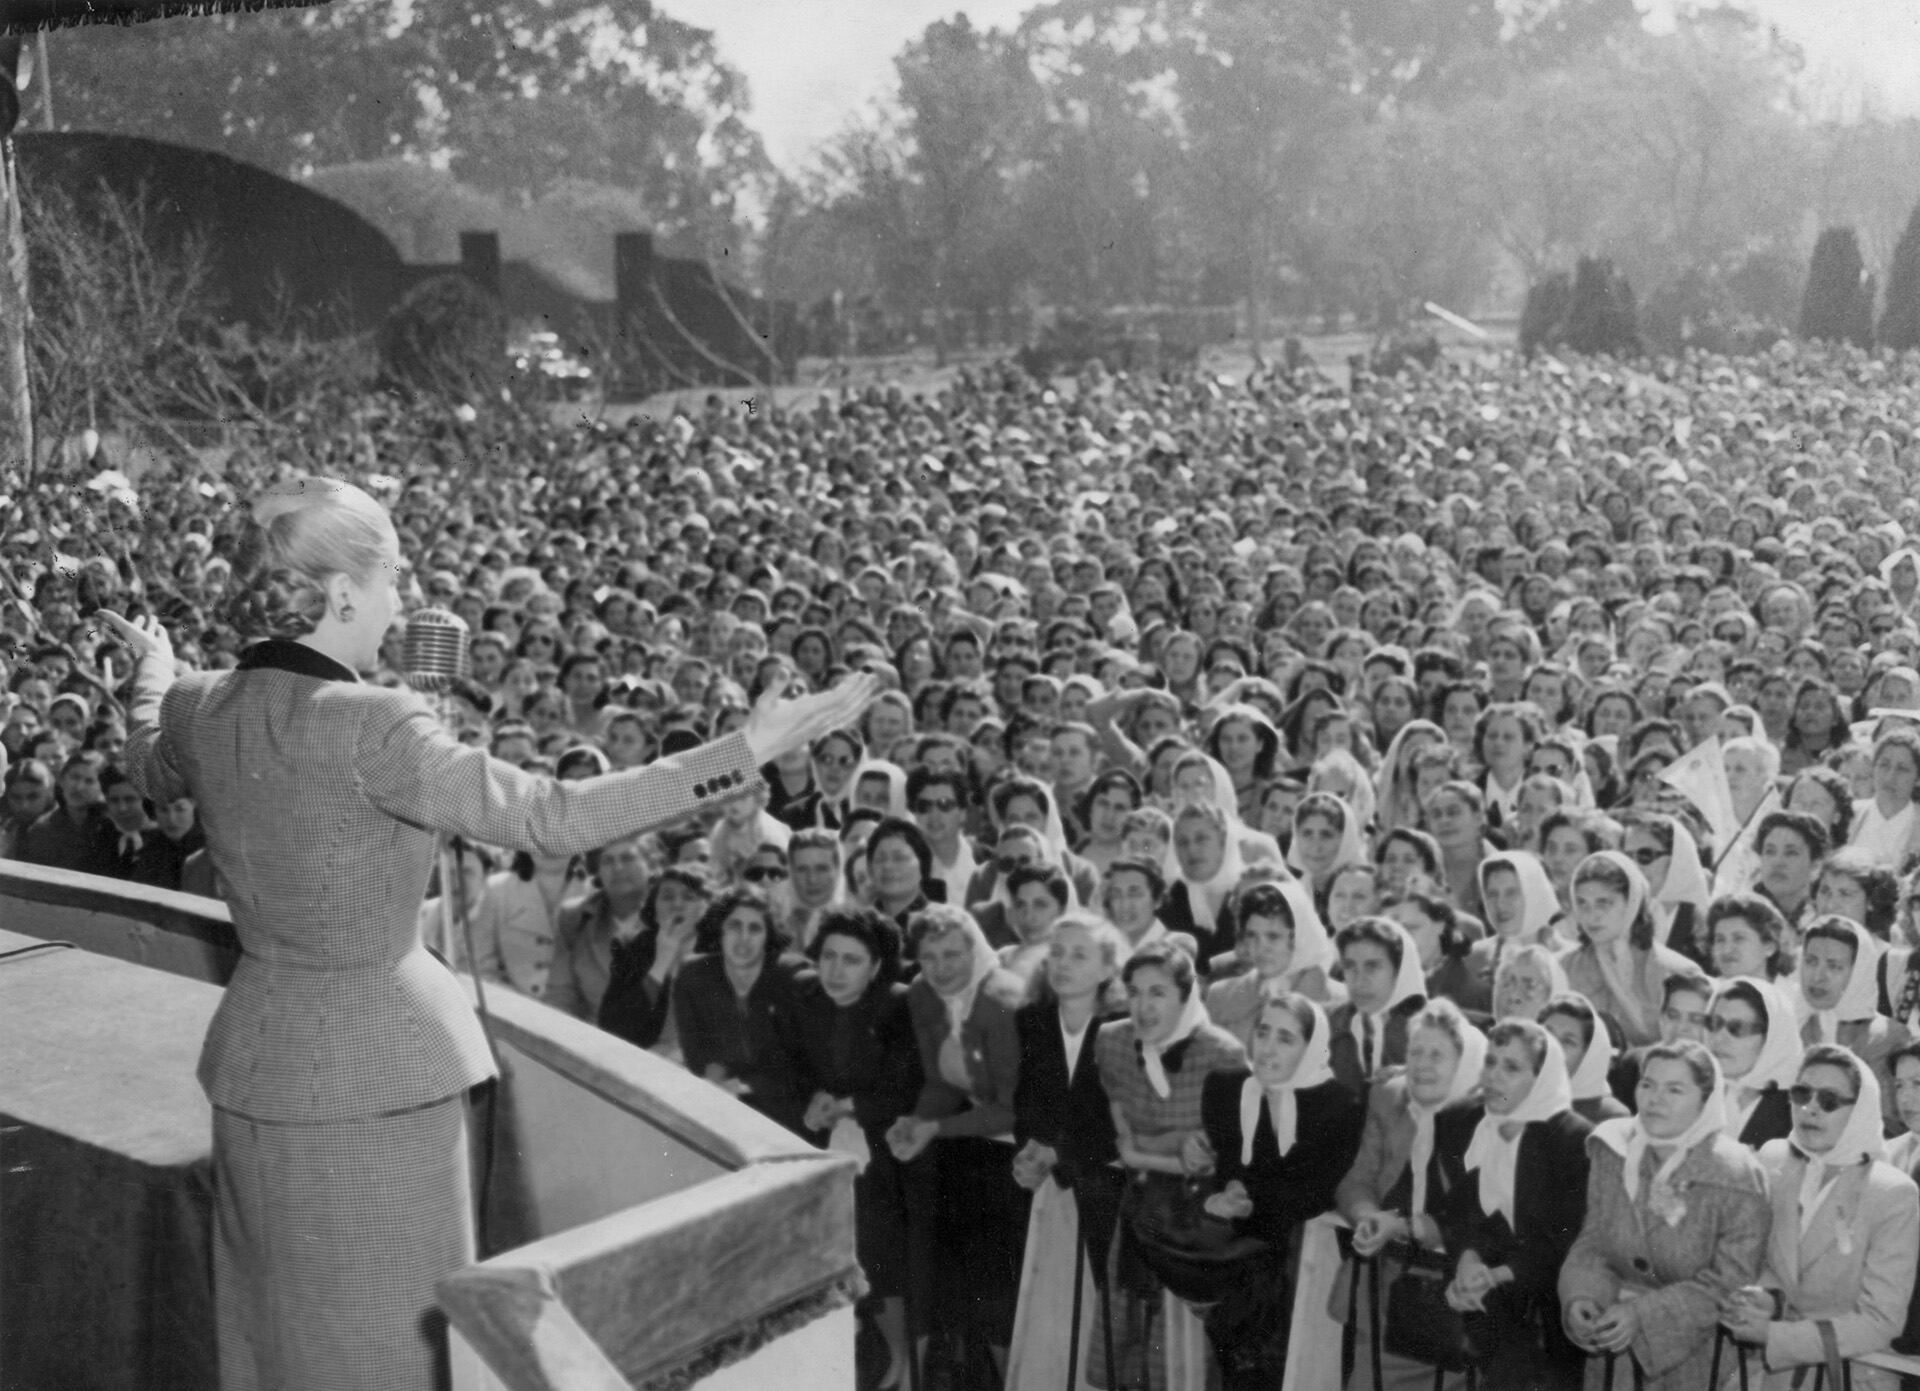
[403,606,508,1250]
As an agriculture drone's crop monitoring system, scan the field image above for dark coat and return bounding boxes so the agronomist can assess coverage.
[1013,1000,1123,1284]
[1434,1105,1594,1376]
[1201,1070,1365,1247]
[672,951,812,1134]
[1327,996,1425,1099]
[1157,883,1237,968]
[783,976,920,1145]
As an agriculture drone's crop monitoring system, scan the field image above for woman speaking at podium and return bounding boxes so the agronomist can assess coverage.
[102,475,875,1391]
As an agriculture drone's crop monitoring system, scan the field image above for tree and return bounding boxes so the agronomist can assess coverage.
[1562,256,1638,355]
[41,1,771,250]
[1880,202,1920,351]
[1799,226,1874,346]
[1519,271,1573,354]
[377,274,505,399]
[891,15,1046,361]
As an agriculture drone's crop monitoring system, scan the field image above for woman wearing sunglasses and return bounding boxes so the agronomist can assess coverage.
[1718,1045,1919,1389]
[1795,915,1907,1132]
[1706,977,1804,1148]
[1560,1040,1769,1391]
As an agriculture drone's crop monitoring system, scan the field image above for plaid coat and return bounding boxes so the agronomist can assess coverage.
[122,640,761,1123]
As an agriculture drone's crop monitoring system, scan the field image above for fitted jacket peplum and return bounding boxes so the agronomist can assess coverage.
[120,642,762,1123]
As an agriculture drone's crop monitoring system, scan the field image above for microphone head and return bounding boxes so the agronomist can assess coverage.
[403,607,470,693]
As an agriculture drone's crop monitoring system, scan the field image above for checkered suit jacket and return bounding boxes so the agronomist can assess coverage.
[121,640,760,1123]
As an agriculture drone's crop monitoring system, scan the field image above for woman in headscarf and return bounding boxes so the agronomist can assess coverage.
[1493,943,1570,1024]
[1706,976,1804,1149]
[1559,851,1697,1049]
[1423,781,1500,921]
[1091,941,1246,1391]
[1204,879,1341,1047]
[981,775,1101,906]
[794,727,864,830]
[1620,813,1713,968]
[1469,850,1563,1002]
[1541,993,1630,1125]
[1337,998,1488,1391]
[1431,1019,1592,1390]
[1849,725,1920,871]
[1328,918,1429,1096]
[1718,1044,1919,1389]
[1160,802,1249,966]
[1559,1040,1769,1391]
[849,756,912,820]
[1193,993,1365,1389]
[1203,703,1283,826]
[1309,749,1378,838]
[1289,790,1369,918]
[1794,914,1907,1131]
[1376,719,1448,836]
[887,904,1029,1380]
[1168,750,1284,866]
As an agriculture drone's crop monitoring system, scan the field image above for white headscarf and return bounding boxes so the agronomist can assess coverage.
[1479,850,1560,944]
[1798,917,1885,1042]
[1170,804,1246,934]
[1407,1011,1489,1218]
[1376,720,1446,833]
[1240,995,1335,1162]
[1648,817,1713,946]
[850,758,911,819]
[998,779,1073,866]
[1792,1049,1886,1233]
[1563,1004,1617,1103]
[1287,793,1368,883]
[1349,920,1426,1079]
[1309,749,1377,832]
[1465,1023,1573,1226]
[1141,970,1211,1099]
[1712,976,1806,1134]
[1495,944,1571,1021]
[931,913,1002,1041]
[1261,877,1338,987]
[1576,850,1656,1042]
[1592,1049,1730,1205]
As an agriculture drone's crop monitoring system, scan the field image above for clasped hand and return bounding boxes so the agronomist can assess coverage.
[1716,1285,1773,1345]
[1445,1251,1496,1312]
[1178,1130,1216,1177]
[803,1090,850,1134]
[1351,1211,1409,1259]
[1203,1180,1253,1221]
[1564,1296,1639,1354]
[1011,1140,1057,1191]
[885,1116,939,1163]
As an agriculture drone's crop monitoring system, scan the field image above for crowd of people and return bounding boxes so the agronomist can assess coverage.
[9,335,1920,1391]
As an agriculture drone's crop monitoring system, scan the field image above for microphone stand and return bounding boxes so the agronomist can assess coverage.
[415,673,508,1254]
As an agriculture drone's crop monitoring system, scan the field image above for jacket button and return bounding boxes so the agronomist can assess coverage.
[694,782,707,797]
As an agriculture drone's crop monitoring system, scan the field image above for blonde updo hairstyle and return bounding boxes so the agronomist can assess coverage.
[229,477,396,639]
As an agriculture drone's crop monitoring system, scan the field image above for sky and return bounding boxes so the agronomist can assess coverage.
[665,0,1920,170]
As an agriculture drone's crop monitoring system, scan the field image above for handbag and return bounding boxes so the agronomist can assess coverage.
[1380,1155,1478,1372]
[1380,1241,1479,1372]
[1121,1171,1268,1306]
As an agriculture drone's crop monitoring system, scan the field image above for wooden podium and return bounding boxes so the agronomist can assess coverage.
[0,862,861,1391]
